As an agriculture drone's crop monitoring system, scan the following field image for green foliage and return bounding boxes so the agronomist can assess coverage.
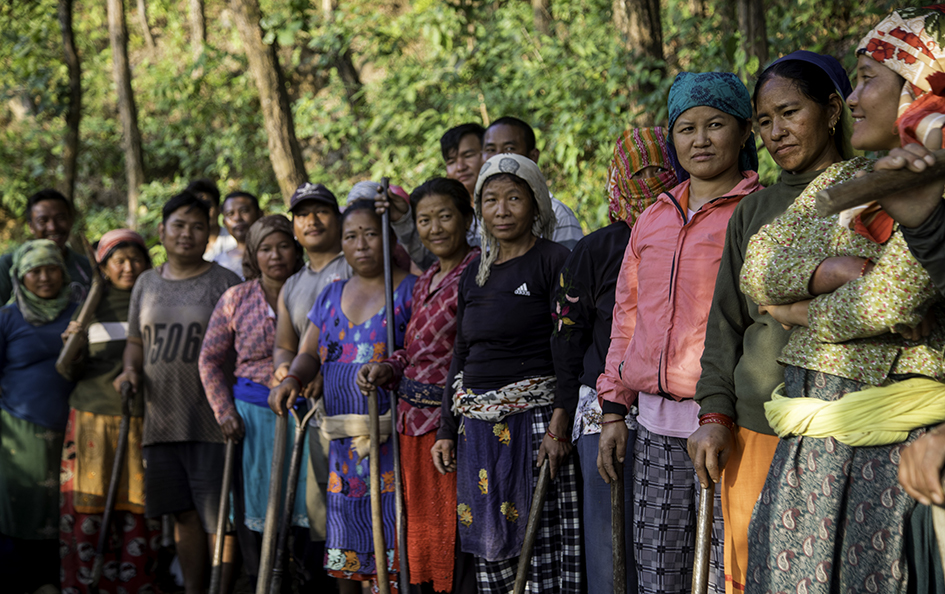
[0,0,904,249]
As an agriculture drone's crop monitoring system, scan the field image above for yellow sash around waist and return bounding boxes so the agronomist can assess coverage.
[764,377,945,447]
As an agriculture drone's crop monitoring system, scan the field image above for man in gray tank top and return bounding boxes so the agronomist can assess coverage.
[272,182,350,589]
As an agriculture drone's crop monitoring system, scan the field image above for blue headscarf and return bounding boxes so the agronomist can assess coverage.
[667,71,758,180]
[761,51,856,160]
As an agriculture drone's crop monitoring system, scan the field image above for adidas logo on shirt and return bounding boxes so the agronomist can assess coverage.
[514,283,530,296]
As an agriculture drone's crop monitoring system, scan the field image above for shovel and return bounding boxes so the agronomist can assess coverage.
[88,381,133,594]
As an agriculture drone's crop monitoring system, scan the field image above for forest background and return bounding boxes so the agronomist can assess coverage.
[0,0,902,254]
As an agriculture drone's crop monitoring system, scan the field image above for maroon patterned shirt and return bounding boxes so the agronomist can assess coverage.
[386,248,479,435]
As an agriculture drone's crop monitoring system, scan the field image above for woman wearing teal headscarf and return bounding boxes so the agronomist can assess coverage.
[0,239,78,592]
[597,72,762,594]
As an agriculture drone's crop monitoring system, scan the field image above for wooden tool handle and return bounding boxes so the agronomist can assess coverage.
[691,483,715,594]
[513,459,552,594]
[55,277,105,377]
[611,458,627,594]
[815,149,945,216]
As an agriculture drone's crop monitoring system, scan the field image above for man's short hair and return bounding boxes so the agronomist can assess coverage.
[162,190,211,224]
[25,189,72,222]
[185,178,221,207]
[222,191,261,212]
[440,123,486,162]
[487,116,537,154]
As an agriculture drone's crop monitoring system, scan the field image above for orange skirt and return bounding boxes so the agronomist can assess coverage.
[721,426,780,593]
[402,430,457,592]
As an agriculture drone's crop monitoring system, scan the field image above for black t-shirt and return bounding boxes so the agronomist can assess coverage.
[438,238,569,439]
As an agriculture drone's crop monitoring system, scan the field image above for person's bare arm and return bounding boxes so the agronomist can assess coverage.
[273,286,299,383]
[268,323,321,415]
[113,337,144,394]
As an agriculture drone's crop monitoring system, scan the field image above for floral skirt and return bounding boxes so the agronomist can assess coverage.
[324,435,398,587]
[745,367,921,594]
[59,408,161,593]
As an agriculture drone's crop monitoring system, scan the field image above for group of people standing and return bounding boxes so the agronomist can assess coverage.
[3,5,945,594]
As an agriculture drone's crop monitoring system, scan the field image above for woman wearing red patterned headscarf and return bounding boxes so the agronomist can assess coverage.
[740,6,945,592]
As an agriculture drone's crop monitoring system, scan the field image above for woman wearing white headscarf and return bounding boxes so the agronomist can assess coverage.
[432,154,581,593]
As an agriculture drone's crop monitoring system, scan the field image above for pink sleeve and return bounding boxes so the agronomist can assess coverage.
[597,233,640,409]
[198,289,238,425]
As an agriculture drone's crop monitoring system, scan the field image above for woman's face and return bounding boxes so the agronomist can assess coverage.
[256,231,297,283]
[756,75,842,174]
[848,54,903,152]
[22,265,63,299]
[341,209,385,277]
[480,177,535,244]
[415,194,470,261]
[672,106,750,182]
[103,246,149,291]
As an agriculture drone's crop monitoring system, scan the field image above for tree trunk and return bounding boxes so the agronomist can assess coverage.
[321,3,365,119]
[230,0,308,205]
[532,0,551,37]
[57,0,81,204]
[137,0,156,51]
[107,0,146,228]
[188,0,206,61]
[613,0,663,107]
[738,0,768,75]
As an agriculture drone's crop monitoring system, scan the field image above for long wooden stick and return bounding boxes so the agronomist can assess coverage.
[270,403,319,593]
[56,236,103,377]
[691,483,715,594]
[611,458,627,594]
[255,413,287,594]
[380,177,409,591]
[368,388,392,594]
[815,148,945,216]
[88,382,132,594]
[209,439,236,594]
[513,459,552,594]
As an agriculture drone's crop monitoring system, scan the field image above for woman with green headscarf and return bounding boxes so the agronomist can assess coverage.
[0,238,78,592]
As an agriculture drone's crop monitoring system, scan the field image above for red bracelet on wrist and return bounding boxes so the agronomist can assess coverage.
[285,374,302,386]
[859,258,873,278]
[546,429,563,442]
[699,413,734,431]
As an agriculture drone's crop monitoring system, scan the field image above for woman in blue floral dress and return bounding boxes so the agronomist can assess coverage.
[270,198,416,593]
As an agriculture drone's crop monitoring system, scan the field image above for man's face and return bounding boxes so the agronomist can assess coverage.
[445,134,483,200]
[292,201,341,254]
[221,197,261,244]
[158,206,210,261]
[28,199,73,250]
[481,124,540,163]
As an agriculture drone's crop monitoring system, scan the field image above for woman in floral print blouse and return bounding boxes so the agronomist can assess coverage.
[740,7,945,593]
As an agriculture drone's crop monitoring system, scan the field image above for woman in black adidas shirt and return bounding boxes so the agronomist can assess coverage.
[432,153,581,593]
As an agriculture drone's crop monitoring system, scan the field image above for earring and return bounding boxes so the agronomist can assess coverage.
[829,121,837,136]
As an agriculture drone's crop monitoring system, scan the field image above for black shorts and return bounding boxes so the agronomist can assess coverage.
[142,441,226,533]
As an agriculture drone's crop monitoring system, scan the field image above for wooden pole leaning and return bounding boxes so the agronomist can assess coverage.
[380,177,409,591]
[611,458,627,594]
[513,459,552,594]
[255,413,288,594]
[56,236,104,376]
[814,148,945,216]
[209,438,237,594]
[88,381,133,594]
[269,402,319,593]
[368,387,392,594]
[691,483,715,594]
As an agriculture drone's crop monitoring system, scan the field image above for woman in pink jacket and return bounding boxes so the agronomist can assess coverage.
[596,71,763,594]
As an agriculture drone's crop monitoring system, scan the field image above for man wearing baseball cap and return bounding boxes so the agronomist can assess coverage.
[270,181,350,590]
